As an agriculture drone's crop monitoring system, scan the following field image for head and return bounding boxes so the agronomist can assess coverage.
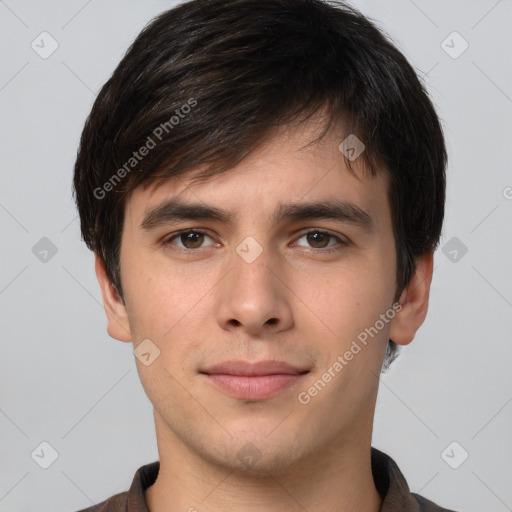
[73,0,446,474]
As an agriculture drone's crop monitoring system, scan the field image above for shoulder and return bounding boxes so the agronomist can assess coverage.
[371,447,460,512]
[71,460,159,512]
[73,490,128,511]
[412,492,460,512]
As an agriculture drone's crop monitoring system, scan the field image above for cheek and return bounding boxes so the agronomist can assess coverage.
[294,259,394,340]
[124,262,208,399]
[121,251,214,343]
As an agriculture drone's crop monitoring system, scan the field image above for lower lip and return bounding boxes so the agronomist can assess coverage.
[204,373,307,400]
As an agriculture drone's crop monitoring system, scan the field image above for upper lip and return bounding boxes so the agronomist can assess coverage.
[201,360,309,376]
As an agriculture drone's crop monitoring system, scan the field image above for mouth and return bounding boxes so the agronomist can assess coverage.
[200,360,310,401]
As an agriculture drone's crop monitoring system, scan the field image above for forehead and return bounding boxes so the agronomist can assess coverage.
[124,119,390,230]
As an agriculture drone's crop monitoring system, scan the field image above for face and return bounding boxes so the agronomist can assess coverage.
[97,117,430,476]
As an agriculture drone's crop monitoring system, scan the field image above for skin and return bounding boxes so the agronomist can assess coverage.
[95,115,433,512]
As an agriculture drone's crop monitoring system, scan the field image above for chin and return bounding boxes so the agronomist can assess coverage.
[207,433,307,477]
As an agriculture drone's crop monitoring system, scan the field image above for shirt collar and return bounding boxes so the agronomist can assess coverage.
[122,447,447,512]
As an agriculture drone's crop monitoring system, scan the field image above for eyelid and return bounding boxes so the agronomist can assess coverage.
[292,228,349,251]
[162,229,217,250]
[162,227,349,251]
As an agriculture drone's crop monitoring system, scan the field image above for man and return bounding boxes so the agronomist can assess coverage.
[72,0,456,510]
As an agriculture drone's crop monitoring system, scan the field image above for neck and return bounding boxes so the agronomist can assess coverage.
[145,415,382,512]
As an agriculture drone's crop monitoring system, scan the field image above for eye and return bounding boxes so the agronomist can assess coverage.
[293,229,347,252]
[162,228,347,253]
[163,230,216,251]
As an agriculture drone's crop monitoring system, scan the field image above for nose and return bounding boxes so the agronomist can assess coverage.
[216,241,294,337]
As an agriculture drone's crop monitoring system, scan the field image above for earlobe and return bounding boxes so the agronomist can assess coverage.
[94,254,132,342]
[388,250,434,346]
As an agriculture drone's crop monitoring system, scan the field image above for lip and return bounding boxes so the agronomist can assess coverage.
[201,359,308,376]
[200,360,310,400]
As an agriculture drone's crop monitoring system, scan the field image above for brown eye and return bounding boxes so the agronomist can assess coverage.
[306,231,331,248]
[180,231,204,249]
[164,230,214,250]
[294,230,346,251]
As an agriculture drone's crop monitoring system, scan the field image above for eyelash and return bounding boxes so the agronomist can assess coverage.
[161,229,348,254]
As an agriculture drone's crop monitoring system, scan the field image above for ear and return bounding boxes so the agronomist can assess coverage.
[388,249,434,346]
[94,254,132,342]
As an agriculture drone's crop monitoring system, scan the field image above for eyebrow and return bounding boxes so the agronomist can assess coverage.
[139,198,376,234]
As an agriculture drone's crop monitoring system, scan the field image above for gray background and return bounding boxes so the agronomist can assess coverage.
[0,0,511,511]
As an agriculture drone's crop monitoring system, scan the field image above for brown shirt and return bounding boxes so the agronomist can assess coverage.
[75,448,458,511]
